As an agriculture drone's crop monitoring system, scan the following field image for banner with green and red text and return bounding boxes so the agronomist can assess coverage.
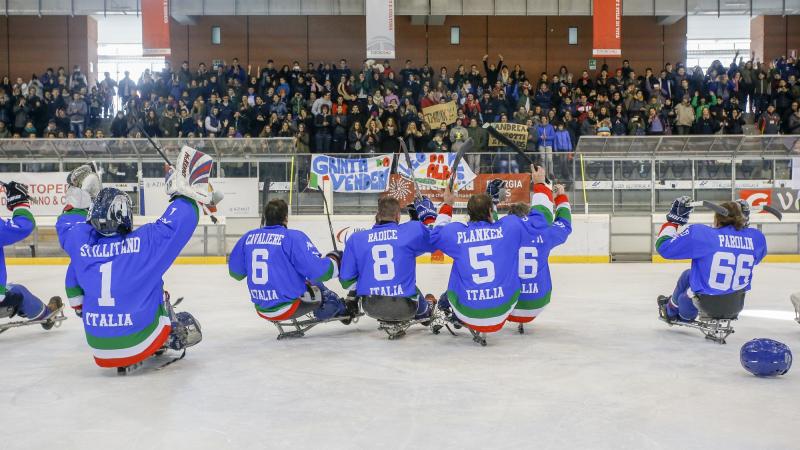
[593,0,622,58]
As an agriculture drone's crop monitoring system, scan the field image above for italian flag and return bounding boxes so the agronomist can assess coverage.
[531,184,554,224]
[88,304,171,368]
[508,291,551,323]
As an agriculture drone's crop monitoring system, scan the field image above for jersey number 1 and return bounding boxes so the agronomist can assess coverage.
[98,261,115,307]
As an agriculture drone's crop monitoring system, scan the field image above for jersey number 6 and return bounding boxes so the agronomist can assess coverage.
[252,249,269,284]
[709,251,754,291]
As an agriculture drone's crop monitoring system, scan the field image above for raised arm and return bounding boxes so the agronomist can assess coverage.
[0,181,35,246]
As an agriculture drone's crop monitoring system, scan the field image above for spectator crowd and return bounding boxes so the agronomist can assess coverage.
[1,52,799,160]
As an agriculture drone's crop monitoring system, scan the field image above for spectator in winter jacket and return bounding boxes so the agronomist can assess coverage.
[787,109,800,135]
[66,93,87,137]
[674,96,695,135]
[536,116,556,174]
[721,109,745,135]
[758,105,782,134]
[693,108,720,134]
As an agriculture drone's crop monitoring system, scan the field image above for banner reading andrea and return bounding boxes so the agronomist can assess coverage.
[422,101,458,128]
[142,0,171,57]
[488,122,529,148]
[396,152,477,190]
[310,154,394,193]
[593,0,622,58]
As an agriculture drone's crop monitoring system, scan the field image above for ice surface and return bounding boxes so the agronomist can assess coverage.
[1,263,799,450]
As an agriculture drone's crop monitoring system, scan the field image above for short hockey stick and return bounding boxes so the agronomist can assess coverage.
[397,137,423,201]
[448,138,474,192]
[315,186,338,252]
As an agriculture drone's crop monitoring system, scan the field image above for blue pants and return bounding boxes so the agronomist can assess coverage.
[666,269,698,321]
[414,292,431,320]
[313,284,347,320]
[1,284,48,320]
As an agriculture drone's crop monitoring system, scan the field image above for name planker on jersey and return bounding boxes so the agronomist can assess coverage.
[456,227,503,245]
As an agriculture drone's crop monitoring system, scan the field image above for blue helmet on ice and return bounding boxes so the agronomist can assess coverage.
[89,187,133,236]
[740,338,792,377]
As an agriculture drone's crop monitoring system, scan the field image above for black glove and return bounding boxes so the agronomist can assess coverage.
[326,250,343,268]
[666,196,693,226]
[4,181,30,211]
[486,178,507,205]
[405,203,419,221]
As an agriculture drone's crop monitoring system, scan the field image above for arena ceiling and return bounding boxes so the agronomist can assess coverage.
[1,0,798,17]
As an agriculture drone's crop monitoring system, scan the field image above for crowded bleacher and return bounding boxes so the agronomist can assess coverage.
[2,54,799,155]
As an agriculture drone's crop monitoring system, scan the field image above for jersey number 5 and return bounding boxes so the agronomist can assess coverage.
[468,245,495,284]
[709,251,754,291]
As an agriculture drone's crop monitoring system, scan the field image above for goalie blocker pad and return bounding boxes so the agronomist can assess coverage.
[167,146,215,205]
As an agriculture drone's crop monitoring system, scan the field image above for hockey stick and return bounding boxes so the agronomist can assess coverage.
[397,137,423,201]
[482,123,551,183]
[687,200,729,216]
[131,121,219,224]
[261,177,271,227]
[448,138,474,192]
[754,204,783,221]
[315,186,338,252]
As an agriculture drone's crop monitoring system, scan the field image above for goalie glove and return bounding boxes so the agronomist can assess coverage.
[165,146,215,205]
[65,164,102,210]
[486,178,508,205]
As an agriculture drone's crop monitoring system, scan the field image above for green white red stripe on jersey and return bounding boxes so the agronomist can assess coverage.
[255,300,300,321]
[508,291,551,323]
[65,285,84,308]
[531,184,554,224]
[656,222,679,250]
[554,194,571,222]
[12,206,34,224]
[447,290,520,332]
[87,303,171,368]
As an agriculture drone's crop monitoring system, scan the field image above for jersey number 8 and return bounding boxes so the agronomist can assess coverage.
[372,244,395,281]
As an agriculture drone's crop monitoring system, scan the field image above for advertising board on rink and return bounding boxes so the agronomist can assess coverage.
[142,177,259,217]
[0,172,69,215]
[396,152,476,190]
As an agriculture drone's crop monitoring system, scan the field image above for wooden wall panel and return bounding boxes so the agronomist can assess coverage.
[427,16,487,71]
[8,17,69,81]
[663,17,688,68]
[786,16,800,60]
[0,17,8,78]
[545,16,593,75]
[308,16,365,69]
[488,16,547,78]
[394,16,427,68]
[248,16,308,68]
[169,19,189,66]
[186,16,247,68]
[751,16,787,63]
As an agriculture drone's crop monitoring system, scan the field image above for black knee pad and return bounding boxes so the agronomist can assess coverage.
[0,291,23,318]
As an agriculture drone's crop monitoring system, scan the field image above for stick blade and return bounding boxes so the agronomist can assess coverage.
[448,138,473,191]
[759,204,783,221]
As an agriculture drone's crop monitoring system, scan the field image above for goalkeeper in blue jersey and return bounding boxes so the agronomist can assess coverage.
[656,197,767,322]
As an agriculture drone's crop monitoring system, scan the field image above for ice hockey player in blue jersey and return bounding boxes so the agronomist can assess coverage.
[656,196,767,322]
[506,183,572,324]
[339,196,437,323]
[0,181,64,330]
[430,165,551,333]
[56,147,212,369]
[228,198,357,326]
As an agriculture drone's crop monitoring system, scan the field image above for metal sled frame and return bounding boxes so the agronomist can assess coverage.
[435,308,488,346]
[376,308,448,340]
[270,312,363,340]
[658,292,745,345]
[361,295,445,340]
[0,307,67,335]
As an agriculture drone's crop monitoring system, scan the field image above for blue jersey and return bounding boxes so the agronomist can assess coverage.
[430,209,547,330]
[339,221,433,297]
[56,198,199,366]
[518,207,572,301]
[0,207,35,298]
[656,223,767,295]
[228,225,335,317]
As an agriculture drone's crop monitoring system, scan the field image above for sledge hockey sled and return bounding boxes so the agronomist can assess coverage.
[361,295,444,340]
[117,296,202,375]
[0,306,66,335]
[791,293,800,325]
[659,291,745,344]
[434,306,488,347]
[267,298,363,340]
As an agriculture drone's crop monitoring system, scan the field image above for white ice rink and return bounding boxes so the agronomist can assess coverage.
[2,263,799,450]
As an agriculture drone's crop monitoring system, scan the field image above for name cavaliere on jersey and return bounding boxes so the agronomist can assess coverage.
[79,237,141,258]
[456,227,504,244]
